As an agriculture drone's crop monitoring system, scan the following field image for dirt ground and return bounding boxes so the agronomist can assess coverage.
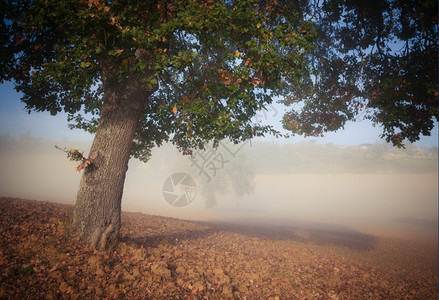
[0,197,437,299]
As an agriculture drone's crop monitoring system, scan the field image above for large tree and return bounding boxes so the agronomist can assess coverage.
[1,0,437,250]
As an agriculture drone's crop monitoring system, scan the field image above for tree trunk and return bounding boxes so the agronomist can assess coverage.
[71,61,155,250]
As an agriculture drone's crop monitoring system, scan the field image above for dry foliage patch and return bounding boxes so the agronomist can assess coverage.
[0,197,437,299]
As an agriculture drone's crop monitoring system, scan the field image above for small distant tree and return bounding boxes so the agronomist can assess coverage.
[200,149,255,208]
[1,0,437,250]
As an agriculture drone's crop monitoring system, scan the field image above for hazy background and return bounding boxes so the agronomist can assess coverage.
[1,81,438,238]
[0,134,437,238]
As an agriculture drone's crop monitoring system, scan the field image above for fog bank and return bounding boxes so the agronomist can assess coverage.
[0,135,437,237]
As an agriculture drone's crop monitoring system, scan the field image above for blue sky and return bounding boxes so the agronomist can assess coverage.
[0,81,437,147]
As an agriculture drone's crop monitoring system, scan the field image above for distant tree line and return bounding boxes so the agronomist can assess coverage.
[1,134,436,175]
[240,141,438,174]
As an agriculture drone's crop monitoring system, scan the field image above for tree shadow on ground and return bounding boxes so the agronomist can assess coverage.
[395,217,438,229]
[202,218,378,251]
[122,214,378,251]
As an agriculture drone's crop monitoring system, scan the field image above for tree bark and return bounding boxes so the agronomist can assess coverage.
[71,61,155,250]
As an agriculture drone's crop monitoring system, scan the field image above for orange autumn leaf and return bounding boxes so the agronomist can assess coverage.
[251,77,261,87]
[218,70,234,85]
[173,106,178,114]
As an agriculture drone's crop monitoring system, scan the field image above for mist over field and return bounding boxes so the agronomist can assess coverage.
[0,134,437,237]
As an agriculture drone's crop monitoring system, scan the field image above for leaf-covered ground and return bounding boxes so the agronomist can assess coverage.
[0,197,437,299]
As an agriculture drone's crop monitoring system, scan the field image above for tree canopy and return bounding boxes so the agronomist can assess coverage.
[284,0,438,147]
[1,0,311,160]
[2,0,436,156]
